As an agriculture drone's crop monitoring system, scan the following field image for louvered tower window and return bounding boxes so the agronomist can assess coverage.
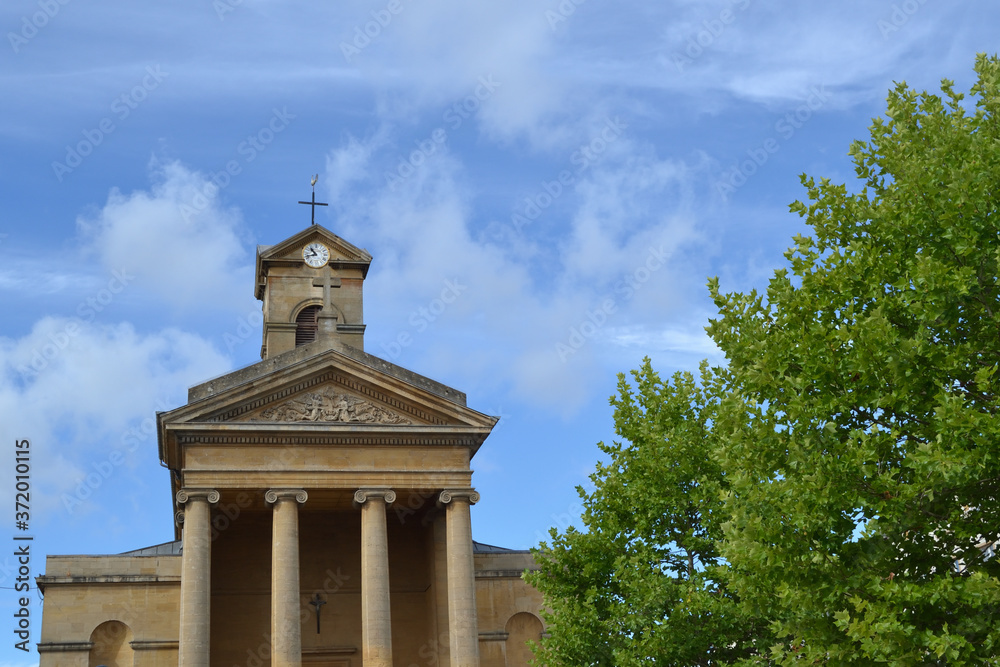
[295,305,321,347]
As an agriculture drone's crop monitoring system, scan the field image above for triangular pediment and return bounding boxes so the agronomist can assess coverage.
[258,225,372,266]
[204,376,436,426]
[275,244,357,263]
[160,345,496,432]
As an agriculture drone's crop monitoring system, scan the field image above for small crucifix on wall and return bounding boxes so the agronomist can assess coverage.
[309,593,327,634]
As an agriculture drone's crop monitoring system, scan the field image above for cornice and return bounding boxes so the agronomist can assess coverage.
[172,428,486,448]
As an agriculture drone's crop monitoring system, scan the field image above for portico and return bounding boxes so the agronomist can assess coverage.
[171,484,482,666]
[37,223,544,667]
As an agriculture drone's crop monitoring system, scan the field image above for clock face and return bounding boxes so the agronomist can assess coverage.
[303,242,330,268]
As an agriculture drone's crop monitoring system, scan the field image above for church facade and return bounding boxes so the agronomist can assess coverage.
[37,225,544,667]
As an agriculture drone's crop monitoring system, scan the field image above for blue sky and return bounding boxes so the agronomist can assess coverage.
[1,0,997,663]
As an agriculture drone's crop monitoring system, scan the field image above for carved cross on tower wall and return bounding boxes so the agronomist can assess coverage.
[313,273,342,315]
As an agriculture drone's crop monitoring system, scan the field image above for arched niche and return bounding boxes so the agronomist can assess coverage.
[504,611,543,667]
[88,620,134,667]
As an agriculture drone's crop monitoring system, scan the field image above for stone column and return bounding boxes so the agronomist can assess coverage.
[355,488,396,667]
[266,489,308,667]
[176,488,219,667]
[438,489,481,667]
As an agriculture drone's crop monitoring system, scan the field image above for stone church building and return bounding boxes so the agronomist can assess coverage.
[37,224,545,667]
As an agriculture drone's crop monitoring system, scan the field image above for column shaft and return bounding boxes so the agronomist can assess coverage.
[357,489,395,667]
[268,489,308,667]
[177,489,218,667]
[440,490,480,667]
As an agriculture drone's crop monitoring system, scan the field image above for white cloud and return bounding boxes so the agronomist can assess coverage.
[0,258,100,296]
[0,317,230,519]
[322,128,712,414]
[76,160,253,311]
[358,1,562,134]
[324,131,387,207]
[605,323,722,356]
[560,147,698,288]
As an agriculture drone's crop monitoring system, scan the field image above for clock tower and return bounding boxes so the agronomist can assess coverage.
[255,225,372,358]
[37,217,546,667]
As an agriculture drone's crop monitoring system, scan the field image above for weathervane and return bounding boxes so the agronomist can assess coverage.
[298,174,329,225]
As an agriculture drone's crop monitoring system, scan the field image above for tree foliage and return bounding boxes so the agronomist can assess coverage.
[531,54,1000,665]
[706,53,1000,664]
[527,361,773,666]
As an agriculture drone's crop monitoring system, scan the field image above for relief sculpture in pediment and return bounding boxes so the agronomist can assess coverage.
[243,387,413,424]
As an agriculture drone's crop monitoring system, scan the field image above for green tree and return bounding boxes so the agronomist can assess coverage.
[708,54,1000,664]
[527,360,773,666]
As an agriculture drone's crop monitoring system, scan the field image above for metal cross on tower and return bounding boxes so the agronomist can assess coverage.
[298,174,329,225]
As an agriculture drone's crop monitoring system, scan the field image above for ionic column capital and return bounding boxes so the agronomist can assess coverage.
[176,488,220,505]
[354,488,396,506]
[265,488,308,505]
[438,488,480,507]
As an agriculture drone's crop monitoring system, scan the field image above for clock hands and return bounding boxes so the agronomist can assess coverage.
[303,243,330,267]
